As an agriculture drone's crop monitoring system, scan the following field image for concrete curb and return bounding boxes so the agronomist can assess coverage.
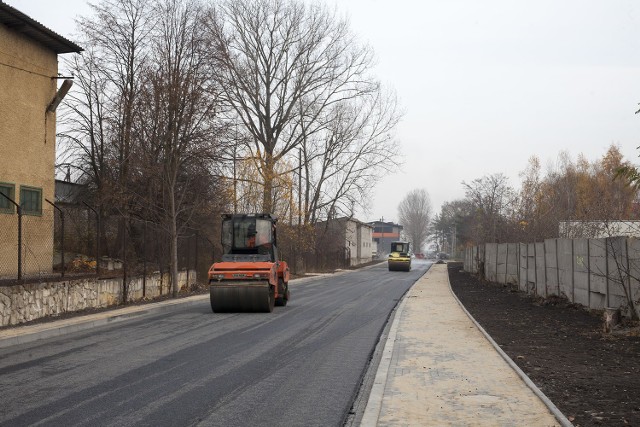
[446,269,574,427]
[359,289,408,426]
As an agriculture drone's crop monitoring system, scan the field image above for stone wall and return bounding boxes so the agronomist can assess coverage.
[0,270,196,327]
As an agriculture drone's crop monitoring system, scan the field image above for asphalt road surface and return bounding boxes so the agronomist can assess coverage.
[0,261,431,427]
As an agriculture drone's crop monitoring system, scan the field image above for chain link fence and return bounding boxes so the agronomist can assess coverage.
[1,196,356,285]
[0,206,57,282]
[0,200,216,288]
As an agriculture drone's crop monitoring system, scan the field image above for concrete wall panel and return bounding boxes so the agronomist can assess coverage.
[544,239,559,297]
[485,243,498,282]
[557,239,573,300]
[496,243,508,284]
[589,239,607,296]
[606,237,630,305]
[463,247,470,272]
[518,243,528,291]
[590,292,606,310]
[627,238,640,318]
[467,236,640,317]
[521,243,535,293]
[506,243,519,284]
[469,246,477,273]
[573,238,590,306]
[534,242,545,296]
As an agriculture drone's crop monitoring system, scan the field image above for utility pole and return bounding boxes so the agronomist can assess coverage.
[380,217,384,256]
[297,148,302,273]
[453,224,457,257]
[233,126,238,214]
[298,148,302,227]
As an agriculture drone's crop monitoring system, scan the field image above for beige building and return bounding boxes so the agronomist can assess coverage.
[317,217,374,266]
[0,3,82,279]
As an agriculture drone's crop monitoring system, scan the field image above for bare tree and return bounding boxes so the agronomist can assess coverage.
[78,0,152,206]
[431,199,474,253]
[518,145,639,241]
[515,155,545,240]
[58,48,110,201]
[233,155,295,218]
[462,173,517,243]
[204,0,379,212]
[135,0,223,297]
[301,88,401,224]
[59,0,227,296]
[398,189,432,253]
[58,0,154,260]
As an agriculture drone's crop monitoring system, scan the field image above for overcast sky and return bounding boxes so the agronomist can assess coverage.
[7,0,640,224]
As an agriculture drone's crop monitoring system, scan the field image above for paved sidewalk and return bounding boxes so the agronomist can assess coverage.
[361,263,572,427]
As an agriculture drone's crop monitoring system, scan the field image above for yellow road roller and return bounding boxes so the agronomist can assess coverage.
[388,241,411,272]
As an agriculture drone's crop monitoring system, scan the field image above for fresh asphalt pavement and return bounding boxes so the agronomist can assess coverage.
[0,261,431,427]
[0,261,571,426]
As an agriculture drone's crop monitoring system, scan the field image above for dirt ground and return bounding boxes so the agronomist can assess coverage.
[447,262,640,427]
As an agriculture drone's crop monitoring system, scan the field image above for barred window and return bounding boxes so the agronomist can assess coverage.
[0,183,15,214]
[20,186,42,216]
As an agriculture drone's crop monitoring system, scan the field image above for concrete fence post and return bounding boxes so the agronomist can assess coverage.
[524,243,529,293]
[587,238,591,308]
[625,238,631,311]
[517,243,520,287]
[471,246,474,272]
[485,242,488,279]
[571,238,575,303]
[471,246,475,272]
[495,243,499,282]
[555,239,560,296]
[505,244,510,284]
[605,238,610,308]
[533,241,538,296]
[474,246,478,273]
[543,240,547,297]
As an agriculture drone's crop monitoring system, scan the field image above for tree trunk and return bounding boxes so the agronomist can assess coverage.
[262,153,274,213]
[169,185,179,298]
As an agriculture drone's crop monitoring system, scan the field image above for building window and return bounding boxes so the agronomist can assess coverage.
[20,186,42,216]
[0,183,15,214]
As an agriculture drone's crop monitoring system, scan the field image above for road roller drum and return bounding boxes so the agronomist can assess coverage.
[210,283,274,313]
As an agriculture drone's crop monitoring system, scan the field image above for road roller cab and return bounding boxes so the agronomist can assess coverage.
[388,241,411,272]
[208,213,290,312]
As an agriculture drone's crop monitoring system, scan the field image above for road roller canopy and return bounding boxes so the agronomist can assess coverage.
[221,214,278,262]
[390,241,410,255]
